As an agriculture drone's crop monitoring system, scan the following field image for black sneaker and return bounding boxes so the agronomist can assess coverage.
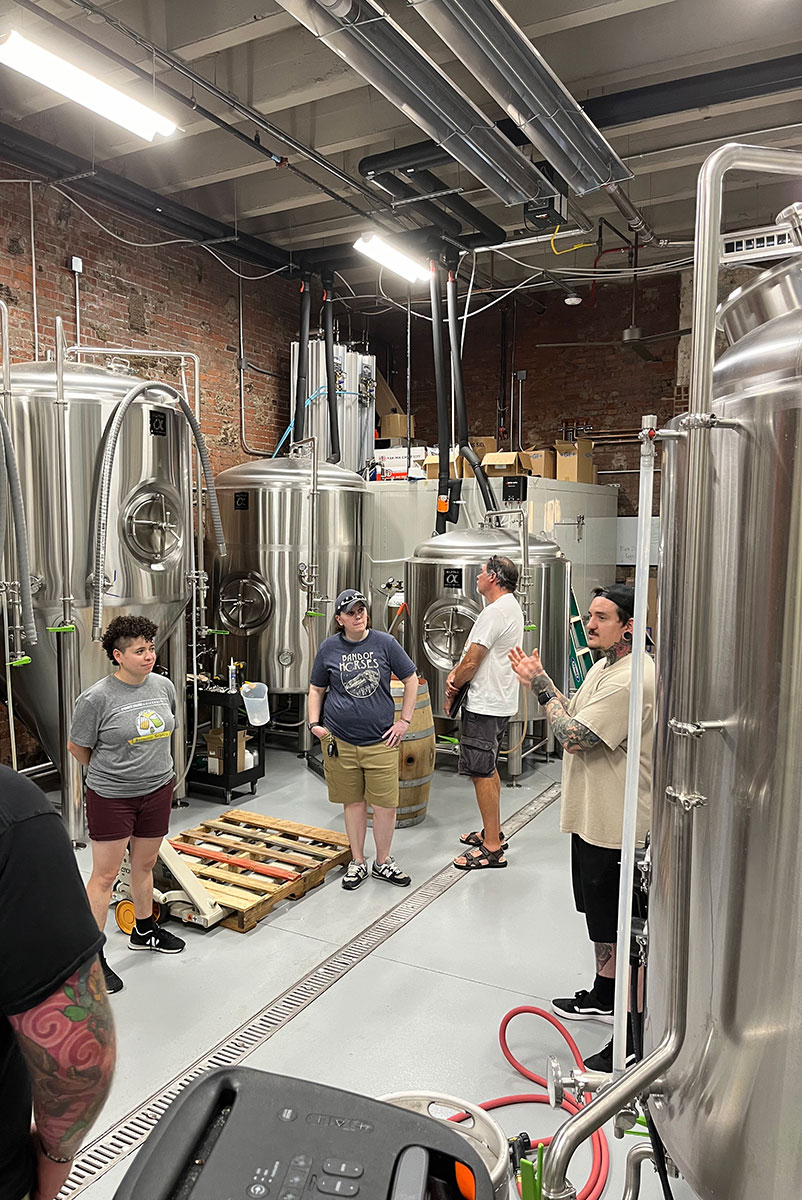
[371,856,411,887]
[552,987,614,1023]
[101,959,124,994]
[342,860,369,891]
[583,1028,636,1073]
[129,924,185,954]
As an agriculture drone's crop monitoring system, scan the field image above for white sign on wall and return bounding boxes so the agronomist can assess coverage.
[617,516,660,566]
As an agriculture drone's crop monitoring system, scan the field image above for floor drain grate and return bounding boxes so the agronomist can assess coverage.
[58,781,560,1197]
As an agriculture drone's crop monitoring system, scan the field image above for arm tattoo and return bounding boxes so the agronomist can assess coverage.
[543,696,602,753]
[9,956,116,1161]
[528,673,569,707]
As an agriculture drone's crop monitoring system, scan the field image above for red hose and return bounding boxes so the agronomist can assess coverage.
[459,1007,609,1200]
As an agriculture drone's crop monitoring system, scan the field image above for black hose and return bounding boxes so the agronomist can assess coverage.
[293,278,311,442]
[429,262,451,534]
[321,277,341,464]
[446,270,496,513]
[631,959,675,1200]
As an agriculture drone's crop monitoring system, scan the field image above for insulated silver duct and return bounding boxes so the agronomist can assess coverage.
[273,0,555,206]
[413,0,631,196]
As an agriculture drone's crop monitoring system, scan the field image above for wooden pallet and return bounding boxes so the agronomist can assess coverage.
[169,811,351,932]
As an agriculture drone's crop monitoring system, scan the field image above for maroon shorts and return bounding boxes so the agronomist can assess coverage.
[86,779,174,842]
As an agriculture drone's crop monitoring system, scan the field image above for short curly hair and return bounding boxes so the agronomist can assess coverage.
[101,615,159,662]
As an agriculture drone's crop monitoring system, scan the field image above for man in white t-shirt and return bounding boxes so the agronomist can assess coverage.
[446,555,524,870]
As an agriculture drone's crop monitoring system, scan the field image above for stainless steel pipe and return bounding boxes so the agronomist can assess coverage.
[621,1142,656,1200]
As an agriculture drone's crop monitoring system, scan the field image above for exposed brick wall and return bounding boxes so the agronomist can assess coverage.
[0,169,300,763]
[370,274,680,515]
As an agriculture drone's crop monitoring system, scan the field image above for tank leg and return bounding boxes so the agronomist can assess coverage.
[169,623,188,803]
[505,719,523,785]
[57,633,87,846]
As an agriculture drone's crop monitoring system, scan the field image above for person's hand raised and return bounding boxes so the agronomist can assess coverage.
[508,645,544,686]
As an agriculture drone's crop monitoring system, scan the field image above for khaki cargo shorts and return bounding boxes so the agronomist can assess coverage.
[321,733,399,808]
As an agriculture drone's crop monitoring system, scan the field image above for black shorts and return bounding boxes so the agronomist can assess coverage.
[457,711,509,779]
[571,833,622,944]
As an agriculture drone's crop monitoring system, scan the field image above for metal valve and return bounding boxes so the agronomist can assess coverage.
[547,1056,610,1106]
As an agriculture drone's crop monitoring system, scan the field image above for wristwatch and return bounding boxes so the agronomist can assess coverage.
[537,689,557,706]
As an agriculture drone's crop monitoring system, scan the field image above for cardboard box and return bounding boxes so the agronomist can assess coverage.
[521,447,556,478]
[205,727,247,773]
[462,436,498,478]
[555,438,595,483]
[375,371,402,418]
[423,451,462,479]
[482,451,528,477]
[381,412,415,439]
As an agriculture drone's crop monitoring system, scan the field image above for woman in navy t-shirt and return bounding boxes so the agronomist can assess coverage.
[308,589,418,892]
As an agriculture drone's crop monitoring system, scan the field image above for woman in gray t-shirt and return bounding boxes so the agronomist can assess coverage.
[67,615,185,994]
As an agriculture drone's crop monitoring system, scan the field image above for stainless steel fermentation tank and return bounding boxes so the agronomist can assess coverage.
[208,455,366,693]
[7,361,192,797]
[644,252,802,1200]
[405,523,570,772]
[290,339,376,473]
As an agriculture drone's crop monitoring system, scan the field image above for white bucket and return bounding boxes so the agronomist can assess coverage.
[240,681,270,725]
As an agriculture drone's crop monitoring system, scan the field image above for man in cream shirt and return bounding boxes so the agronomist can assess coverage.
[510,584,654,1070]
[446,555,524,870]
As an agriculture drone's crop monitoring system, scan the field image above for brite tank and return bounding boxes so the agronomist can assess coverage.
[208,457,366,693]
[647,255,802,1200]
[290,340,376,473]
[7,361,191,766]
[405,527,570,718]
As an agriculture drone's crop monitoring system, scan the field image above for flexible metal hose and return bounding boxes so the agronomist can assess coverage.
[0,406,37,643]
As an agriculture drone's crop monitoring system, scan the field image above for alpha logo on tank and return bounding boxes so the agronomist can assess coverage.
[340,649,380,698]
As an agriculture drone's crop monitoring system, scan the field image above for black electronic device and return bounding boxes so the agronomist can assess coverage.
[501,476,528,504]
[446,681,470,720]
[112,1068,494,1200]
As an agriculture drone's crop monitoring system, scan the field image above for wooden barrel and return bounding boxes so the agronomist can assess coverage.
[368,678,436,828]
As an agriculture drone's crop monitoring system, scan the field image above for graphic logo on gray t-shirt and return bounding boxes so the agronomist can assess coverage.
[340,648,381,698]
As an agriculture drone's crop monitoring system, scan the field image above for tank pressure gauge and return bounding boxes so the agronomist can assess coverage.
[278,649,294,667]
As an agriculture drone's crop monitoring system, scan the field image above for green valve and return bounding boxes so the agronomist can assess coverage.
[46,624,75,632]
[520,1158,536,1200]
[9,656,31,666]
[437,735,460,745]
[207,629,229,635]
[306,610,325,617]
[524,623,538,631]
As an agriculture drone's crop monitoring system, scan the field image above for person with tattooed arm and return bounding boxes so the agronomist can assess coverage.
[509,585,654,1071]
[0,766,115,1200]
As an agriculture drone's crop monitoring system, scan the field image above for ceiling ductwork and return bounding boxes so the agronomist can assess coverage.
[410,0,631,197]
[272,0,556,207]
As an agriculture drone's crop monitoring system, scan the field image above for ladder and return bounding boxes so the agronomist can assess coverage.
[568,590,595,690]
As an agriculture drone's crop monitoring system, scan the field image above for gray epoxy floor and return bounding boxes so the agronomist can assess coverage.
[64,747,695,1200]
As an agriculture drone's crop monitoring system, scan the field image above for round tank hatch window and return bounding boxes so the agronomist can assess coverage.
[422,599,480,671]
[122,487,183,568]
[219,573,272,634]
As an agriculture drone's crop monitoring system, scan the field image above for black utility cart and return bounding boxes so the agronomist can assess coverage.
[186,684,266,804]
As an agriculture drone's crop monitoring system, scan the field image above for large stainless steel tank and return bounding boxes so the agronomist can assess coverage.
[404,526,570,718]
[290,339,376,473]
[209,456,366,692]
[7,361,192,767]
[646,254,802,1200]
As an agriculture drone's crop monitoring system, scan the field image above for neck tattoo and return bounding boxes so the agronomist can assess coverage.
[605,637,632,666]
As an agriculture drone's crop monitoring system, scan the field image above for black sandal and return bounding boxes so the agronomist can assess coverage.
[453,843,508,870]
[459,828,508,850]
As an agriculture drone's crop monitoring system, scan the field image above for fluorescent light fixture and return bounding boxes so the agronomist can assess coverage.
[0,30,176,142]
[353,234,429,284]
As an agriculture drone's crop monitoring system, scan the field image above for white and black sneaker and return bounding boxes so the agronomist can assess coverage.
[583,1028,637,1073]
[552,986,614,1023]
[101,957,124,994]
[342,860,369,891]
[129,924,185,954]
[372,856,411,887]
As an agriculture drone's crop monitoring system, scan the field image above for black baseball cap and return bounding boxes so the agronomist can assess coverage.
[334,589,369,615]
[592,584,634,619]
